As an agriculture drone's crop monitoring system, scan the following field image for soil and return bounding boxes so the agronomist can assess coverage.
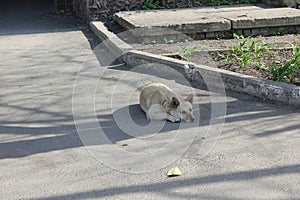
[104,20,300,85]
[128,35,300,85]
[209,48,300,85]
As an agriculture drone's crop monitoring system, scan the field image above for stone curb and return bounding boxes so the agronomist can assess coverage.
[90,22,133,59]
[90,21,300,106]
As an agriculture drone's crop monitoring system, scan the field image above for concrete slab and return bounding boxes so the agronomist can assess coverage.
[224,7,300,29]
[113,5,300,39]
[114,10,231,33]
[114,5,267,32]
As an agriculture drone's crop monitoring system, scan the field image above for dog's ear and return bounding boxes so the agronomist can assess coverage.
[171,97,180,108]
[185,94,193,104]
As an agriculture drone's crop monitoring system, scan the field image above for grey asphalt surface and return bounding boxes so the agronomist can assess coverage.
[1,1,300,200]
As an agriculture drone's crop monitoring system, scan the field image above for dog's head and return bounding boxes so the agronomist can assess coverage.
[177,94,194,122]
[169,94,194,123]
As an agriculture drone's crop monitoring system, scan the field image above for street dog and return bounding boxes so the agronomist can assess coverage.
[139,83,194,123]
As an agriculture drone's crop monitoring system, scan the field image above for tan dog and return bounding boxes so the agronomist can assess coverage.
[139,83,194,123]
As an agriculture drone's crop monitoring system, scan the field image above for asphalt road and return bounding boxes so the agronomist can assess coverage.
[0,1,300,200]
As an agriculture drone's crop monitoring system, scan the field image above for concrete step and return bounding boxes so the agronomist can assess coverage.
[113,4,300,41]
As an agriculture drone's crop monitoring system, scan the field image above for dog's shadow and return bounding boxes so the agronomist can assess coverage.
[127,104,182,131]
[97,104,183,144]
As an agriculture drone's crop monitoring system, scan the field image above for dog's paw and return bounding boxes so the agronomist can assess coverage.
[167,115,181,123]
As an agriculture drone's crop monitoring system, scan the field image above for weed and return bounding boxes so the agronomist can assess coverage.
[151,40,156,44]
[220,34,270,68]
[208,0,257,6]
[273,28,289,36]
[208,0,235,6]
[164,38,174,44]
[232,33,244,39]
[268,43,300,83]
[240,0,257,3]
[142,0,160,10]
[219,36,299,83]
[180,47,198,59]
[184,3,193,8]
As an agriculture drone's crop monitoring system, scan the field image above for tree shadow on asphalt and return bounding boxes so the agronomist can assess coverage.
[0,89,299,159]
[31,163,300,200]
[1,52,299,158]
[1,2,299,198]
[0,0,78,36]
[0,58,299,159]
[0,0,100,49]
[0,32,299,160]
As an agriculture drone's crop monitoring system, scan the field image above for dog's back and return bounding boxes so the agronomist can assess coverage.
[139,83,194,122]
[139,83,178,113]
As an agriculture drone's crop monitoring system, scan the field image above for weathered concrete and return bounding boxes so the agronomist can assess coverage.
[113,9,231,32]
[90,21,133,59]
[224,7,300,29]
[113,5,300,39]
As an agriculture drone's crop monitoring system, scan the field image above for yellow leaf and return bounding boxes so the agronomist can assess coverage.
[167,167,182,177]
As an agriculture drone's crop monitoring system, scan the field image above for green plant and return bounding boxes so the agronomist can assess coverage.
[268,43,300,83]
[208,0,256,6]
[220,34,270,68]
[240,0,257,3]
[208,0,235,6]
[219,35,300,84]
[184,3,193,8]
[150,40,156,44]
[251,39,270,69]
[163,37,174,44]
[273,28,289,36]
[180,47,198,59]
[142,0,160,10]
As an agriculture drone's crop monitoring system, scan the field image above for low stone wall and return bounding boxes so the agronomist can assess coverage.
[73,0,144,20]
[262,0,283,6]
[186,25,300,40]
[262,0,300,7]
[73,0,271,21]
[70,0,297,21]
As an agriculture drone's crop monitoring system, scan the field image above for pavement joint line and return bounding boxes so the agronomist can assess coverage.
[90,21,300,106]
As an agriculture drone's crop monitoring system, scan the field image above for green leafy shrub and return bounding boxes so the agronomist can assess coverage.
[220,33,270,68]
[268,43,300,83]
[180,47,198,59]
[142,0,160,10]
[273,28,289,36]
[208,0,257,6]
[220,36,300,83]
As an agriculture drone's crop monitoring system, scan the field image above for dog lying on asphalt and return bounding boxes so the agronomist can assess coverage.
[139,83,194,123]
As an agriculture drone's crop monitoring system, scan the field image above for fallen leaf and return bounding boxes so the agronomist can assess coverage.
[167,167,182,177]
